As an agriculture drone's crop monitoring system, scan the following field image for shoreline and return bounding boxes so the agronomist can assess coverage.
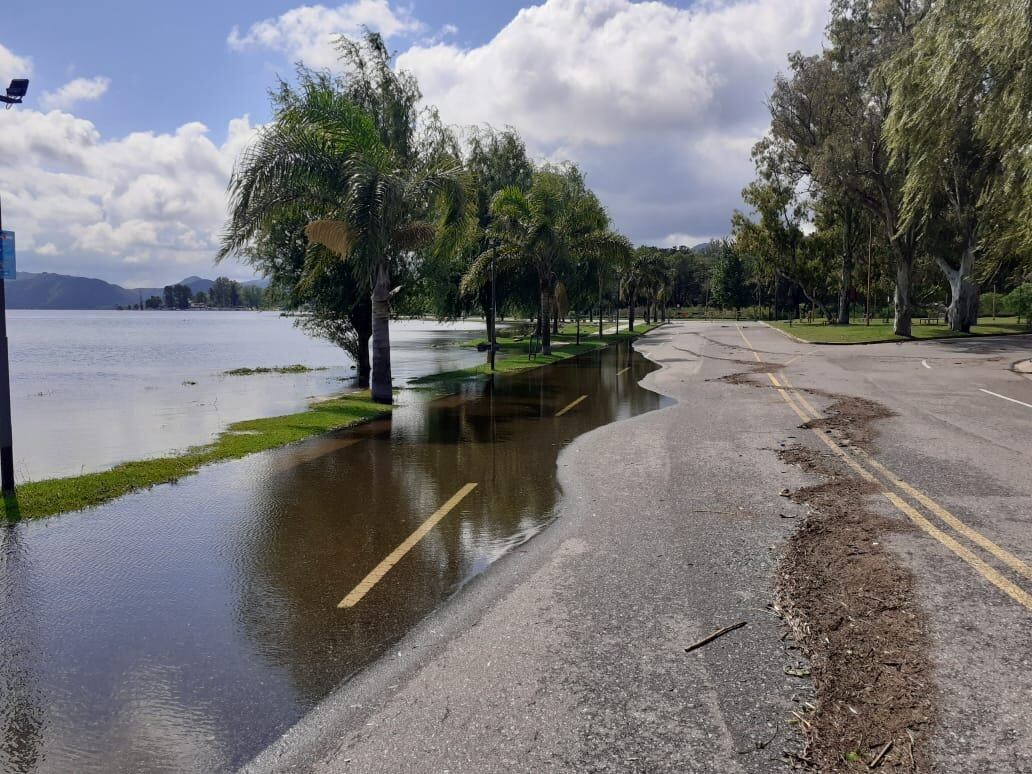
[1,324,659,523]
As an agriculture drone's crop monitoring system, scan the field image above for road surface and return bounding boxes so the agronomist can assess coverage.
[246,321,1032,773]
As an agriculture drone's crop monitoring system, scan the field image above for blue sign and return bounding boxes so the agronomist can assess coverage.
[0,231,14,280]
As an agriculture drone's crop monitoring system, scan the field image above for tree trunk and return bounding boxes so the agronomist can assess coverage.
[838,207,854,325]
[598,274,604,338]
[628,289,636,332]
[892,249,914,337]
[938,239,979,333]
[539,277,552,355]
[370,262,393,404]
[348,296,372,388]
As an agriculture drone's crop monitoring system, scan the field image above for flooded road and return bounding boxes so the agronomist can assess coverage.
[0,341,670,774]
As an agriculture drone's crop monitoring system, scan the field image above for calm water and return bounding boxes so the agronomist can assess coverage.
[0,341,670,774]
[7,311,486,480]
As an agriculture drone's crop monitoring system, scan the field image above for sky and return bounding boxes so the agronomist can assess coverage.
[0,0,829,288]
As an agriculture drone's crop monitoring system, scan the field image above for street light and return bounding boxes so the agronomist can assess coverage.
[1,79,29,108]
[0,77,27,493]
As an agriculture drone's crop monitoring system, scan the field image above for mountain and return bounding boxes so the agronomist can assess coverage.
[5,272,267,310]
[6,272,139,310]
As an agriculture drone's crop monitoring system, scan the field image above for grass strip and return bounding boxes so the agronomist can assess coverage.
[412,324,659,386]
[1,392,390,522]
[768,318,1030,344]
[223,364,327,375]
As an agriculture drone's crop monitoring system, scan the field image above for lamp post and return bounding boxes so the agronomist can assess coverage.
[0,78,30,494]
[489,238,498,372]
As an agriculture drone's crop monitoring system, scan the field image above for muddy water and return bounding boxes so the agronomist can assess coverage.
[0,342,670,774]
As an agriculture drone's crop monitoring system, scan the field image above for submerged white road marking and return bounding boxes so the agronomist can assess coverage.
[616,367,631,376]
[922,360,932,369]
[979,388,1032,410]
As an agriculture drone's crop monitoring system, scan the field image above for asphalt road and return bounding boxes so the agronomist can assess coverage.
[243,321,1032,773]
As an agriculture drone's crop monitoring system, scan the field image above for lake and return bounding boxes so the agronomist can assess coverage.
[6,311,487,481]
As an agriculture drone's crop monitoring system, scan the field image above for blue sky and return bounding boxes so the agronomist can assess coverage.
[0,1,828,287]
[3,1,536,139]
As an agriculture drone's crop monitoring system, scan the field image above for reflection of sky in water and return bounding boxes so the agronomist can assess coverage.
[7,311,486,480]
[0,343,670,774]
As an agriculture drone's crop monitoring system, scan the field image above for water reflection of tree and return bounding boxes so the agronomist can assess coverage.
[0,527,47,774]
[232,344,664,707]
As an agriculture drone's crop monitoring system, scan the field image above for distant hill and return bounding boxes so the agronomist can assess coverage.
[6,272,267,310]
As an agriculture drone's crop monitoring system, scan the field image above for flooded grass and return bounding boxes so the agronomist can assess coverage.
[0,392,390,522]
[223,364,328,376]
[1,325,660,521]
[413,325,659,385]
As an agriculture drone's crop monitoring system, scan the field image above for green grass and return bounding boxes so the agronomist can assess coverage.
[1,392,390,522]
[769,318,1031,344]
[412,324,659,386]
[223,364,327,376]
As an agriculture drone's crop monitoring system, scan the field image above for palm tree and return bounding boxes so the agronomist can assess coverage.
[220,78,467,404]
[462,167,631,355]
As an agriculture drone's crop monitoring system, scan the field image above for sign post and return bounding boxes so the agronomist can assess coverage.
[0,205,15,493]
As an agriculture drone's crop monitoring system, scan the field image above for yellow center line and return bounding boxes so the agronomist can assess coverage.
[782,375,1032,584]
[556,394,588,417]
[338,483,478,609]
[736,325,1032,613]
[616,367,631,376]
[885,493,1032,610]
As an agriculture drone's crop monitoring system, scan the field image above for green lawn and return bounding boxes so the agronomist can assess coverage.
[412,324,659,385]
[1,392,390,522]
[769,318,1030,344]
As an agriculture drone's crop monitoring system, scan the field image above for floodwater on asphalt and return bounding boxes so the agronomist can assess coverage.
[0,342,671,774]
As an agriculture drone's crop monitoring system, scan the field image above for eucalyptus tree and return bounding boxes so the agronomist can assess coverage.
[764,0,929,334]
[885,0,1031,330]
[221,70,468,404]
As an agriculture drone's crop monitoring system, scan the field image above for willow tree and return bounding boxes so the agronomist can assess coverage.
[886,0,1031,330]
[221,77,467,404]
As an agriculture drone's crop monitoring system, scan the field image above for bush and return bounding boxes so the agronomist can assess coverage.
[979,291,1015,316]
[1005,283,1032,324]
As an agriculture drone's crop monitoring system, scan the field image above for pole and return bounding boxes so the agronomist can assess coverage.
[489,241,497,372]
[865,221,873,326]
[0,197,15,493]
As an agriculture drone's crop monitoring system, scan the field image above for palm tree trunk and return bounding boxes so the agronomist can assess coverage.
[628,286,637,332]
[371,261,393,404]
[348,297,372,388]
[598,274,604,338]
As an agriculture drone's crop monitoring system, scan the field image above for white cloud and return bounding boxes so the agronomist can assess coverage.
[228,1,422,68]
[0,107,259,285]
[0,43,32,85]
[39,76,110,111]
[398,0,829,244]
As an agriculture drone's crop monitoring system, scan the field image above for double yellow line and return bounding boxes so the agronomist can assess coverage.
[737,326,1032,613]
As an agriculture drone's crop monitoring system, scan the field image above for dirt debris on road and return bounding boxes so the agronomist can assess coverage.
[724,363,936,771]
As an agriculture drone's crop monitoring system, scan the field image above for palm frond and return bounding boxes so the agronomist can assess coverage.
[306,220,356,258]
